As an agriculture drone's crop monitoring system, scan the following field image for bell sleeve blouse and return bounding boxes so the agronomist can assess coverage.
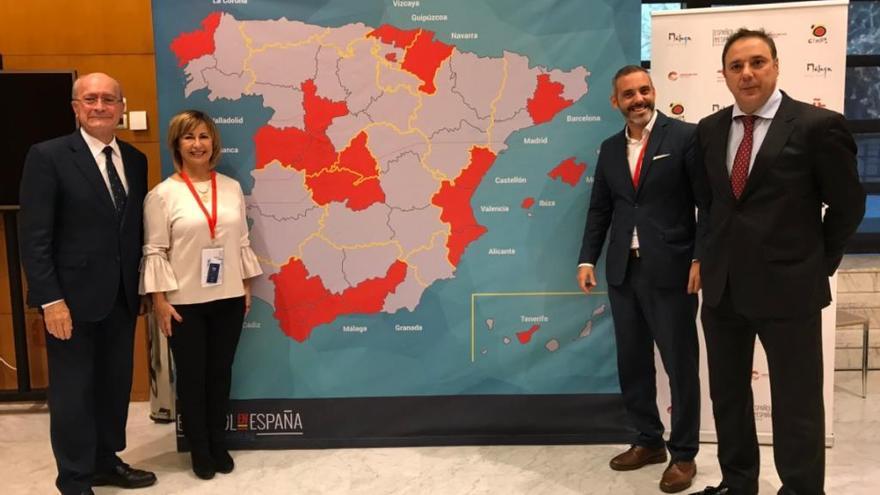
[139,173,262,305]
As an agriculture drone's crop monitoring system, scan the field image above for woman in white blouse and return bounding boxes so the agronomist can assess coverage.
[140,110,262,480]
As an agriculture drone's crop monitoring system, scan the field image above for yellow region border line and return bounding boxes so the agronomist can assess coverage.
[469,291,608,362]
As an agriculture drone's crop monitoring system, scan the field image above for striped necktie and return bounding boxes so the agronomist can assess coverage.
[103,146,127,221]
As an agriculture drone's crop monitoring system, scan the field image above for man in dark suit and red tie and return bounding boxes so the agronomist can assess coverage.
[19,72,156,495]
[690,29,865,495]
[577,65,711,493]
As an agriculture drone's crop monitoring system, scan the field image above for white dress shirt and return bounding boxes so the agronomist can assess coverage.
[624,110,657,250]
[726,88,783,174]
[80,127,129,197]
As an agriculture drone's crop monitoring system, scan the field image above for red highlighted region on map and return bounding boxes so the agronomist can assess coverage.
[521,197,535,209]
[368,24,419,49]
[301,79,348,134]
[306,169,385,211]
[271,259,408,342]
[369,24,453,94]
[338,132,379,177]
[254,79,348,174]
[303,131,385,210]
[548,157,587,187]
[432,147,497,265]
[527,74,574,125]
[170,12,221,67]
[516,325,541,344]
[254,81,386,211]
[401,31,454,94]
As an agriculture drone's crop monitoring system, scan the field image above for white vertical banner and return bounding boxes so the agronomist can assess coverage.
[650,0,849,446]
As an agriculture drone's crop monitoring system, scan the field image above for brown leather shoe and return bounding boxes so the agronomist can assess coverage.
[609,445,668,471]
[660,460,697,493]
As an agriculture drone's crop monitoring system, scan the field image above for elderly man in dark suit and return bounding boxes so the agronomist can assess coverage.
[578,65,710,493]
[19,72,156,495]
[690,30,865,495]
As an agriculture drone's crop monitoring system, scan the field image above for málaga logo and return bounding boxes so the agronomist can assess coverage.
[806,62,832,77]
[667,32,692,45]
[809,24,828,44]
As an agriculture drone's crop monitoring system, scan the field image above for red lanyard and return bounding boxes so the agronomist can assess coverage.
[632,133,649,187]
[180,170,218,239]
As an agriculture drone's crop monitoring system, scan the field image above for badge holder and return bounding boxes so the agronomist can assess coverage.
[201,247,224,287]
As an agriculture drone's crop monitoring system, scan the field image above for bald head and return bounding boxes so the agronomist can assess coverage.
[72,72,122,100]
[71,73,125,144]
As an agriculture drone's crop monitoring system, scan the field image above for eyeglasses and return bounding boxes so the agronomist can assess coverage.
[73,95,122,106]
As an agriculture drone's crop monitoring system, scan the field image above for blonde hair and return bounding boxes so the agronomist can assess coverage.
[167,110,222,170]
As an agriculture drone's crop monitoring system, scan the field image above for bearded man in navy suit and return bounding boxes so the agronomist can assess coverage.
[19,72,156,495]
[577,65,710,493]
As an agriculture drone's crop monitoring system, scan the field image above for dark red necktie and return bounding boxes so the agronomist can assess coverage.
[730,115,757,199]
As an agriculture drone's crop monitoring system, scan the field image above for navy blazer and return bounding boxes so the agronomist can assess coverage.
[696,93,865,318]
[579,111,710,289]
[19,131,147,321]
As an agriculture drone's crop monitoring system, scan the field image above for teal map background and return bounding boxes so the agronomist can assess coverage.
[151,0,640,399]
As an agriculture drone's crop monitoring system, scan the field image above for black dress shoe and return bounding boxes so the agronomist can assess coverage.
[211,447,235,474]
[92,463,157,489]
[690,485,730,494]
[191,449,216,480]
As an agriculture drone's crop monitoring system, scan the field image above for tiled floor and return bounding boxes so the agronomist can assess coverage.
[2,372,878,494]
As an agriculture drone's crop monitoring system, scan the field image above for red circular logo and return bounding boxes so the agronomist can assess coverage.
[667,71,679,81]
[670,104,685,115]
[812,25,827,37]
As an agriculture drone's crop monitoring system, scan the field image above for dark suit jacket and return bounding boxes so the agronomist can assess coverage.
[696,93,865,318]
[579,111,711,289]
[19,131,147,322]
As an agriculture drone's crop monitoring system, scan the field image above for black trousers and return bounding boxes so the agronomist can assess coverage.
[607,257,701,461]
[169,296,245,453]
[46,289,136,495]
[702,290,824,495]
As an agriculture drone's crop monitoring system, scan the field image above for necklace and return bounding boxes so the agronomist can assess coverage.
[194,182,210,201]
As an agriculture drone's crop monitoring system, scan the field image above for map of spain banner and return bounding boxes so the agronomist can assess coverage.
[152,0,639,448]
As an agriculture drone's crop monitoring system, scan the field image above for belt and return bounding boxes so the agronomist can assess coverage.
[629,248,641,259]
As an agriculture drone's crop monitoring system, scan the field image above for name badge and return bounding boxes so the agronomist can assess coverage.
[201,247,224,287]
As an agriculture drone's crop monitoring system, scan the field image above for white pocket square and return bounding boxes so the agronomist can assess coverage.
[653,153,671,161]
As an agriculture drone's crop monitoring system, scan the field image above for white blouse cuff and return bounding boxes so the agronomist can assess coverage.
[240,246,263,279]
[139,254,180,295]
